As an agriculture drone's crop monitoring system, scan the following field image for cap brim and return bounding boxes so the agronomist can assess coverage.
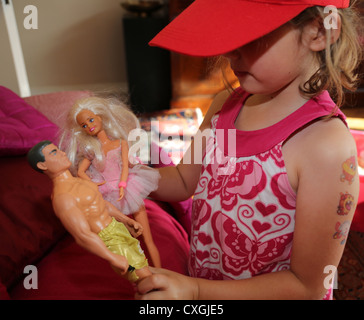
[149,0,325,56]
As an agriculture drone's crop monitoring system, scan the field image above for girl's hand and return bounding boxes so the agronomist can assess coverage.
[135,268,199,300]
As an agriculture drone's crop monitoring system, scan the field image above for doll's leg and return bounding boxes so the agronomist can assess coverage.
[111,264,150,283]
[133,205,161,268]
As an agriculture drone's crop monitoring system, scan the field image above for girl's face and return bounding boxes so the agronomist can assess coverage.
[76,109,103,136]
[223,23,316,96]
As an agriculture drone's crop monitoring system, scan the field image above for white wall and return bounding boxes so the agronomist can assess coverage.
[0,0,129,95]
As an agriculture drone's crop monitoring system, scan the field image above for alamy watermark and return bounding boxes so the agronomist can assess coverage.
[21,4,339,31]
[127,122,237,172]
[324,5,339,30]
[323,265,338,290]
[22,264,338,291]
[23,5,38,30]
[23,265,38,290]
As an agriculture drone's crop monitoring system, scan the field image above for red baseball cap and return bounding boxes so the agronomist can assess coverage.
[149,0,350,57]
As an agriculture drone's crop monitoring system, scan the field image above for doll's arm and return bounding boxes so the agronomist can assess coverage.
[120,139,129,183]
[52,193,129,273]
[118,140,129,200]
[77,158,93,181]
[78,158,106,186]
[105,200,143,238]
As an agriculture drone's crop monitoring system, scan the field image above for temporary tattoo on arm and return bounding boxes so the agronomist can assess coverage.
[340,156,357,184]
[333,156,357,245]
[333,221,350,245]
[337,192,354,216]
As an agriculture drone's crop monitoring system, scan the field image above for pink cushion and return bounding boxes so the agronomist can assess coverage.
[0,86,59,156]
[24,90,91,128]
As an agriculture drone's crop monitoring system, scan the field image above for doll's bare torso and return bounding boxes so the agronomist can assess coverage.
[52,176,112,234]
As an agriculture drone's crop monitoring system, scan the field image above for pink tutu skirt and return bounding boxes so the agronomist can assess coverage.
[86,147,160,215]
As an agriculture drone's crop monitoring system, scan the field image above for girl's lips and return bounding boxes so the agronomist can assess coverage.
[89,127,95,132]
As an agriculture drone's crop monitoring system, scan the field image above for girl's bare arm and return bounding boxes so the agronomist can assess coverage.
[151,90,231,202]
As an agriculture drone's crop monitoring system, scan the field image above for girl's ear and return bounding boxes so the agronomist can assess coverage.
[303,14,342,52]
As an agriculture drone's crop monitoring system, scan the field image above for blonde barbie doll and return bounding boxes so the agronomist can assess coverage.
[59,96,161,268]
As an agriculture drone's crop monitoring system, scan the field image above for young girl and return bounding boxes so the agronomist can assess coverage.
[59,96,161,268]
[135,0,362,299]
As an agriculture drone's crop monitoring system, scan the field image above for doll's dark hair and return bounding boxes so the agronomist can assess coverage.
[27,140,52,173]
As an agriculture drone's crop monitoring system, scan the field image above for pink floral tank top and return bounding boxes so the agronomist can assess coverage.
[189,88,346,285]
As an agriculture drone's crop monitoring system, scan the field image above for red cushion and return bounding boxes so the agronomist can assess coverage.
[9,199,189,300]
[0,135,190,299]
[0,86,58,156]
[10,235,134,300]
[0,281,10,300]
[0,156,66,289]
[1,153,189,299]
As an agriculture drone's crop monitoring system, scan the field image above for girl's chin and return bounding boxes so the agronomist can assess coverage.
[239,80,282,96]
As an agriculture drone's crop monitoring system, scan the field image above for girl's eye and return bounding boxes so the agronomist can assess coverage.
[90,118,94,123]
[82,124,87,129]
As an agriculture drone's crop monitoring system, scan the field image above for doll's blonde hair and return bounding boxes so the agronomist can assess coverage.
[59,95,139,173]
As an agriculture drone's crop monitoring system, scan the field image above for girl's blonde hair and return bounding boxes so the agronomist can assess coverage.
[58,95,139,173]
[290,0,363,108]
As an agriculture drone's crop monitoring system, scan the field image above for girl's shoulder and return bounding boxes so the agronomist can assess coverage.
[296,116,354,153]
[286,115,357,174]
[283,115,356,193]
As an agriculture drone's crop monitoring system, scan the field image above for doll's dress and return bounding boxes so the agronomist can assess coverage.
[87,144,160,215]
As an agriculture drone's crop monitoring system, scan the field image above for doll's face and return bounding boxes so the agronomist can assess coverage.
[38,143,71,174]
[76,109,103,136]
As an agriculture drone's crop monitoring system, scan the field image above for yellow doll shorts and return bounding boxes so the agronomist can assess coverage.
[98,218,148,282]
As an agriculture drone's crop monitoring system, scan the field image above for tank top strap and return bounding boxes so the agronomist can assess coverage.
[216,87,347,157]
